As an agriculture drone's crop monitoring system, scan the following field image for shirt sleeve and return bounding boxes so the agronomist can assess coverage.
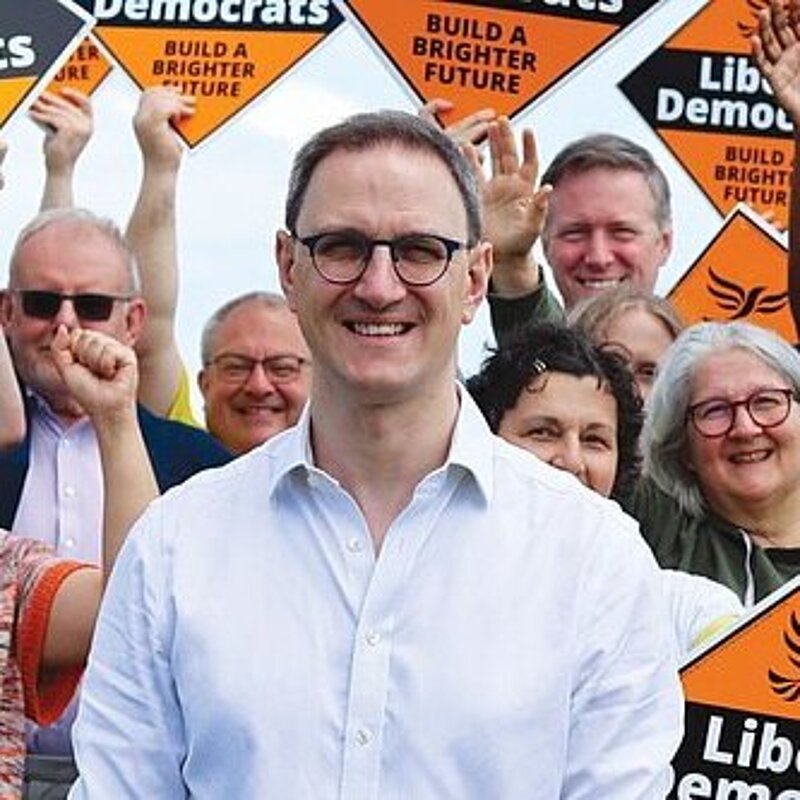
[660,570,743,658]
[16,555,94,725]
[488,268,566,347]
[69,502,188,799]
[563,515,684,798]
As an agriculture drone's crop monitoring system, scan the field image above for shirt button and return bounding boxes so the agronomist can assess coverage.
[346,537,363,553]
[365,630,381,647]
[355,728,372,746]
[64,538,76,549]
[64,486,76,498]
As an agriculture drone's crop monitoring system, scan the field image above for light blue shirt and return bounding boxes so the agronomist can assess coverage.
[13,393,102,563]
[14,393,101,756]
[70,391,682,799]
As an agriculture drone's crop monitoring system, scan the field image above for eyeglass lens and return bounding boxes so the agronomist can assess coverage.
[213,354,307,384]
[302,231,461,285]
[19,290,120,322]
[690,389,793,436]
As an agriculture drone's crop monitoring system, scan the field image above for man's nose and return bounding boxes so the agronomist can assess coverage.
[242,361,277,394]
[51,298,79,331]
[583,231,614,268]
[351,245,407,308]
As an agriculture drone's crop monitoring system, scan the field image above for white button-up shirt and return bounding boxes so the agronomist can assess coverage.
[14,394,102,755]
[70,391,682,799]
[13,394,103,564]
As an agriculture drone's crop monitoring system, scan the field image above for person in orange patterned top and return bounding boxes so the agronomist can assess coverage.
[0,326,157,797]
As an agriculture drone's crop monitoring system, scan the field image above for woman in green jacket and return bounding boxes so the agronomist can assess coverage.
[638,320,800,606]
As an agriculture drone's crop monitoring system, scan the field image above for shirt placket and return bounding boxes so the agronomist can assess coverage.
[338,471,453,800]
[54,423,102,563]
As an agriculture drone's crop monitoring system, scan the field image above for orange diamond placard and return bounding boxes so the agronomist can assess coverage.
[668,205,797,343]
[45,35,112,96]
[670,578,800,798]
[0,0,91,129]
[620,0,795,229]
[337,0,663,126]
[72,1,343,148]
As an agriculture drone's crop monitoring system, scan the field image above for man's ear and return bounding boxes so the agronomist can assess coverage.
[657,225,673,268]
[124,298,147,347]
[197,368,210,400]
[275,231,298,312]
[461,241,493,326]
[0,290,12,327]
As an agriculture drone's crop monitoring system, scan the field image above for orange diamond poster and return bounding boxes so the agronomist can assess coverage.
[337,0,664,126]
[668,205,797,343]
[0,0,92,129]
[72,0,344,147]
[620,0,795,229]
[45,35,112,97]
[670,578,800,798]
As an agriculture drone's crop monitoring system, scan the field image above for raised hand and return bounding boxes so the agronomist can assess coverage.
[133,86,195,172]
[752,0,800,125]
[51,327,138,427]
[127,87,195,418]
[419,97,496,147]
[30,88,93,176]
[464,116,551,295]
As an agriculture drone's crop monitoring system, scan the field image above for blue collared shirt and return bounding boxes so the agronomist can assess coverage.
[70,391,682,799]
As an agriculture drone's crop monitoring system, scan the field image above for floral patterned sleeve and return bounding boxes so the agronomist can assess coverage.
[2,532,94,722]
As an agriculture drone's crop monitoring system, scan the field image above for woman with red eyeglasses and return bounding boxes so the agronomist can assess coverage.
[636,320,800,607]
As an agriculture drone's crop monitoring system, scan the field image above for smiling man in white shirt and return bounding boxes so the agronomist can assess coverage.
[69,110,682,799]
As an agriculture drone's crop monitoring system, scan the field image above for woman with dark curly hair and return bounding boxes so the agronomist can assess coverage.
[467,322,643,503]
[468,323,741,658]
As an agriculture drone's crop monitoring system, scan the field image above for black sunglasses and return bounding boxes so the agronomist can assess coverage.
[15,290,131,322]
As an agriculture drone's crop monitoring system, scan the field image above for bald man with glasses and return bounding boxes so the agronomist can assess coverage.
[197,292,312,455]
[0,208,231,776]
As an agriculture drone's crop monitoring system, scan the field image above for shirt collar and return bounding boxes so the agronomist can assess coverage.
[446,385,494,505]
[264,386,494,505]
[26,388,91,435]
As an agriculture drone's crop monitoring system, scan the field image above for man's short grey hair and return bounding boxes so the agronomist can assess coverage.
[200,291,289,366]
[284,109,482,245]
[643,321,800,517]
[8,207,141,293]
[541,133,672,232]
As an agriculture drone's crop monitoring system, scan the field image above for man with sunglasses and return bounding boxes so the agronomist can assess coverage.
[0,208,231,768]
[70,111,681,798]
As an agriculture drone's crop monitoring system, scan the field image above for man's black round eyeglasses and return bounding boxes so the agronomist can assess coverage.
[293,230,468,286]
[14,290,131,322]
